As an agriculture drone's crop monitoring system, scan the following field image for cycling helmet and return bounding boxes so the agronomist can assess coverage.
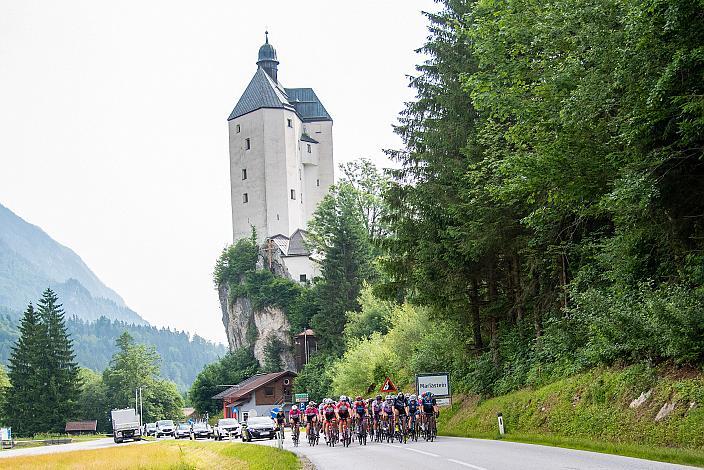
[339,395,347,402]
[292,405,298,410]
[376,395,382,401]
[325,398,333,404]
[386,395,393,401]
[355,396,363,401]
[309,401,316,406]
[410,394,417,401]
[397,392,405,399]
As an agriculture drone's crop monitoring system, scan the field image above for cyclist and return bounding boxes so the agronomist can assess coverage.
[393,392,409,438]
[304,401,318,437]
[381,395,394,436]
[322,398,337,441]
[421,391,438,432]
[371,395,383,436]
[275,408,286,437]
[289,405,301,441]
[407,394,420,435]
[352,395,368,435]
[336,395,352,438]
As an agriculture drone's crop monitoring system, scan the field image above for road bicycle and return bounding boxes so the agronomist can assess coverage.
[291,422,300,447]
[395,413,408,444]
[355,415,368,446]
[325,419,339,447]
[276,424,285,449]
[340,417,352,447]
[423,412,437,442]
[408,413,419,442]
[306,420,318,446]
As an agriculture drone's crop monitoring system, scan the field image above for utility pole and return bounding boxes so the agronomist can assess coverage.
[139,387,144,428]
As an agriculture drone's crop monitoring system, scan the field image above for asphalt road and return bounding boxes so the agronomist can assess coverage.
[0,436,153,459]
[0,433,697,470]
[257,433,699,470]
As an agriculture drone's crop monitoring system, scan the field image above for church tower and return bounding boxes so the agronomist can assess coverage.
[228,33,334,281]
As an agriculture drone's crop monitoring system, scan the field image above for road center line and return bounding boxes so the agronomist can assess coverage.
[384,443,440,457]
[447,458,488,470]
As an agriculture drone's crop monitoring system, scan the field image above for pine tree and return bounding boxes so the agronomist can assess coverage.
[4,303,44,435]
[36,288,80,432]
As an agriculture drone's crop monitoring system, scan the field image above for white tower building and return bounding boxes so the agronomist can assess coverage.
[228,33,333,282]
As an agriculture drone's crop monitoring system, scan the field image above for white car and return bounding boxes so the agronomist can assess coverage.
[174,423,191,439]
[213,418,242,440]
[156,419,175,438]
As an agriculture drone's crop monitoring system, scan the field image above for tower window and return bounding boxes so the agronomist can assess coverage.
[299,274,307,282]
[290,189,296,200]
[287,119,293,128]
[242,193,248,203]
[236,124,241,133]
[307,144,312,153]
[245,138,251,150]
[316,179,320,187]
[242,169,247,180]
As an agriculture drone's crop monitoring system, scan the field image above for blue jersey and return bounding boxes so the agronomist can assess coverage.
[421,396,436,412]
[408,399,419,413]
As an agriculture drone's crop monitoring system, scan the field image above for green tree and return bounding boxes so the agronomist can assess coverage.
[293,353,333,403]
[3,303,44,435]
[309,183,375,355]
[189,348,259,415]
[36,288,81,432]
[75,368,110,432]
[103,332,183,422]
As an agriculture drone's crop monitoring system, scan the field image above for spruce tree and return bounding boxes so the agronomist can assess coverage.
[36,288,80,432]
[4,303,44,436]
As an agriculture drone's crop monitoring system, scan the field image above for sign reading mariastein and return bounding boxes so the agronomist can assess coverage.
[416,373,451,403]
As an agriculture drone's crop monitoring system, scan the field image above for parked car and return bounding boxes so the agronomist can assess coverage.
[213,418,241,440]
[111,408,142,444]
[156,419,175,438]
[174,423,190,439]
[144,422,157,436]
[190,422,211,440]
[241,417,276,441]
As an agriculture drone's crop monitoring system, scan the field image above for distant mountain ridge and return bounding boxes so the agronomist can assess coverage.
[0,202,145,324]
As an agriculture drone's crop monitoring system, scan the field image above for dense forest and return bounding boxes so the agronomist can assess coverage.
[0,312,225,392]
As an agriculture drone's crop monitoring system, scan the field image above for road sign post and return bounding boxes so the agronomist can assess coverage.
[294,393,309,403]
[416,372,451,406]
[497,412,505,435]
[380,377,398,394]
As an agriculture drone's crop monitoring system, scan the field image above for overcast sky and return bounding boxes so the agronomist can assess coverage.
[0,0,436,344]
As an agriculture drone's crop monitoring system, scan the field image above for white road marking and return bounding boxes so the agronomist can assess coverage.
[384,443,440,457]
[447,458,489,470]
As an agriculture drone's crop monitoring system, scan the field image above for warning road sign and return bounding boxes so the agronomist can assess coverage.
[379,377,398,393]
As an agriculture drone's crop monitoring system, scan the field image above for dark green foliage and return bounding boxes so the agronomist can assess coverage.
[379,0,704,398]
[293,353,333,403]
[102,332,184,424]
[214,230,259,287]
[309,184,376,355]
[3,303,44,434]
[36,289,81,432]
[263,336,285,373]
[189,348,259,415]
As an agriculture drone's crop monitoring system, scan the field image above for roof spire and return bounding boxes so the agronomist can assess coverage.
[265,30,269,44]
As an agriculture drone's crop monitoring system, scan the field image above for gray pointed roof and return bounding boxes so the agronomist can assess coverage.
[228,68,294,120]
[285,88,332,122]
[229,67,332,122]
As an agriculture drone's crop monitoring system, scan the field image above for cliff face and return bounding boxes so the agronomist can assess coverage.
[219,248,295,371]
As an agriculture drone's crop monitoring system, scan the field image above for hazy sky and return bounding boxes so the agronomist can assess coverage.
[0,0,436,344]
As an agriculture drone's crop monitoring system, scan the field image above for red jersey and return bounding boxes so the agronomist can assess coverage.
[336,400,350,413]
[305,405,318,416]
[289,409,301,419]
[323,403,336,415]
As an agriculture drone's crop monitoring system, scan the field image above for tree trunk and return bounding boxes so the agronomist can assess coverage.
[469,278,483,351]
[488,263,500,367]
[512,252,524,321]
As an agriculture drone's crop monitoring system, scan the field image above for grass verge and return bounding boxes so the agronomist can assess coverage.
[1,440,300,469]
[439,364,704,468]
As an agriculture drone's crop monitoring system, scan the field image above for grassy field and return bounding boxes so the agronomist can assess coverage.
[1,440,300,470]
[439,364,704,467]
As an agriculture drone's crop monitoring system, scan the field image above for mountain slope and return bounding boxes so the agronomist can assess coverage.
[0,203,144,324]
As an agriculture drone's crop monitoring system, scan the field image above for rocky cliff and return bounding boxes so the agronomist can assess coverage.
[219,247,296,370]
